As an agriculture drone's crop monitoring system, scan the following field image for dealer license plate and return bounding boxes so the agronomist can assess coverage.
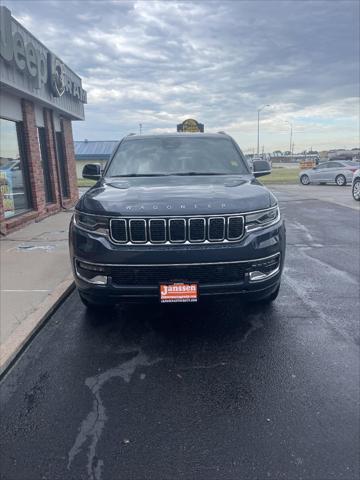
[160,282,198,303]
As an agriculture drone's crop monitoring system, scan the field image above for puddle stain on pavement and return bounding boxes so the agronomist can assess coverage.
[67,351,161,480]
[16,244,56,252]
[66,308,267,480]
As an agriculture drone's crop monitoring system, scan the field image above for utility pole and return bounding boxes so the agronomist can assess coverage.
[284,121,293,156]
[257,105,270,155]
[139,123,142,135]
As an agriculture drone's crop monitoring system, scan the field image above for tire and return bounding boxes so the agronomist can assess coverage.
[300,174,310,185]
[79,292,116,312]
[353,179,360,201]
[335,174,346,186]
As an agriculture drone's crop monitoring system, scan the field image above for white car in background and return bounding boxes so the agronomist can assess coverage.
[352,169,360,201]
[299,160,359,186]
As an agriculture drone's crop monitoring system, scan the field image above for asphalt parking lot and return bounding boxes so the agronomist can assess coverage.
[1,186,359,480]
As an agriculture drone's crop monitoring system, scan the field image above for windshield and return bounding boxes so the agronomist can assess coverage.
[106,137,249,177]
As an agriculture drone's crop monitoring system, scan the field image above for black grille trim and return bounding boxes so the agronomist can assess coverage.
[129,219,147,243]
[149,219,166,243]
[110,219,128,243]
[111,263,247,286]
[169,218,186,243]
[189,218,206,242]
[208,217,225,241]
[227,216,244,240]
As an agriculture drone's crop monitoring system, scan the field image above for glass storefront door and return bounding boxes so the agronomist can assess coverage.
[0,118,32,218]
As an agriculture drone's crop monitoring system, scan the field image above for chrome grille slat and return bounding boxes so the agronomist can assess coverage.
[129,219,147,243]
[208,217,225,241]
[169,218,186,243]
[189,218,206,242]
[110,215,245,245]
[228,216,244,240]
[149,219,166,243]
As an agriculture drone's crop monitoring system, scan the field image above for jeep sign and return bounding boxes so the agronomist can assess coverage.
[0,6,87,113]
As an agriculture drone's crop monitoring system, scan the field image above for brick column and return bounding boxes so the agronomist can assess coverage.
[43,108,60,206]
[21,99,46,214]
[61,118,78,206]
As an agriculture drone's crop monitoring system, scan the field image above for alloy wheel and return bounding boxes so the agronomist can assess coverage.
[336,175,346,186]
[300,175,310,185]
[353,180,360,201]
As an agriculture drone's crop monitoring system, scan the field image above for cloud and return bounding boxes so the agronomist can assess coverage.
[5,0,359,150]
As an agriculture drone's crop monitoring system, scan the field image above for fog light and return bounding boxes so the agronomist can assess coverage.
[249,266,280,282]
[86,275,108,285]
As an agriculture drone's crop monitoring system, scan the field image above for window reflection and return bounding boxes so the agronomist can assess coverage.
[0,118,31,218]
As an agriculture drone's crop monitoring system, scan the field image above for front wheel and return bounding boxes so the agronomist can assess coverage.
[335,174,346,186]
[300,174,310,185]
[353,179,360,201]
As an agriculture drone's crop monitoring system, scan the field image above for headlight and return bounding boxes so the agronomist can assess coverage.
[73,211,109,235]
[245,206,280,232]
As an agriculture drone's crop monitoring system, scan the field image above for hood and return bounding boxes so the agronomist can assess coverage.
[77,175,277,216]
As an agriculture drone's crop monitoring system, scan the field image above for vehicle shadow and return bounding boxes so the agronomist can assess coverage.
[80,294,277,360]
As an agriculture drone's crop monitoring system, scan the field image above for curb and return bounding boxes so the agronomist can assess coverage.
[0,276,75,377]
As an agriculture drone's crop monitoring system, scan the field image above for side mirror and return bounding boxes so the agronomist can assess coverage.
[252,159,272,177]
[82,163,101,180]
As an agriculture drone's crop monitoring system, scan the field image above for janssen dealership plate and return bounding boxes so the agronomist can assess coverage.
[160,282,198,303]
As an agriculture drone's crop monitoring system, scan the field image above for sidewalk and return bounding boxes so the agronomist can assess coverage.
[0,210,75,373]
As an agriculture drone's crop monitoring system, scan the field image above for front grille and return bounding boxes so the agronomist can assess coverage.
[110,215,245,245]
[76,254,280,287]
[110,263,248,286]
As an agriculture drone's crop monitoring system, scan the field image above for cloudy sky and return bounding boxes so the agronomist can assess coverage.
[6,0,360,152]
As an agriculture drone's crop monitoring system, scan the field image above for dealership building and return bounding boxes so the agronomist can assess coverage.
[0,6,87,234]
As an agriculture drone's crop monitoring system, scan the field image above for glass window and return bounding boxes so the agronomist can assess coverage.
[55,131,69,198]
[106,136,248,177]
[0,118,32,218]
[38,127,54,203]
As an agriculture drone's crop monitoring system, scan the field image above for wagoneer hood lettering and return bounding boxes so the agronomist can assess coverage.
[78,175,276,216]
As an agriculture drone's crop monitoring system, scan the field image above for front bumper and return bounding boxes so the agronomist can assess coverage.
[69,218,286,304]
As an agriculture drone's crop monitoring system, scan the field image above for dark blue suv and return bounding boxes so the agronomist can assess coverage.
[69,133,285,309]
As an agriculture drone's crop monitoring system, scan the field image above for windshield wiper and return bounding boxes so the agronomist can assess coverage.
[109,172,242,178]
[167,172,231,176]
[109,173,172,178]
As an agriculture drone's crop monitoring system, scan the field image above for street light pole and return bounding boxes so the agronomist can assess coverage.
[284,121,293,155]
[257,105,270,155]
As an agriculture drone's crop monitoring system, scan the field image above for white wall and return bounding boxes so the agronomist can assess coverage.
[0,89,22,121]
